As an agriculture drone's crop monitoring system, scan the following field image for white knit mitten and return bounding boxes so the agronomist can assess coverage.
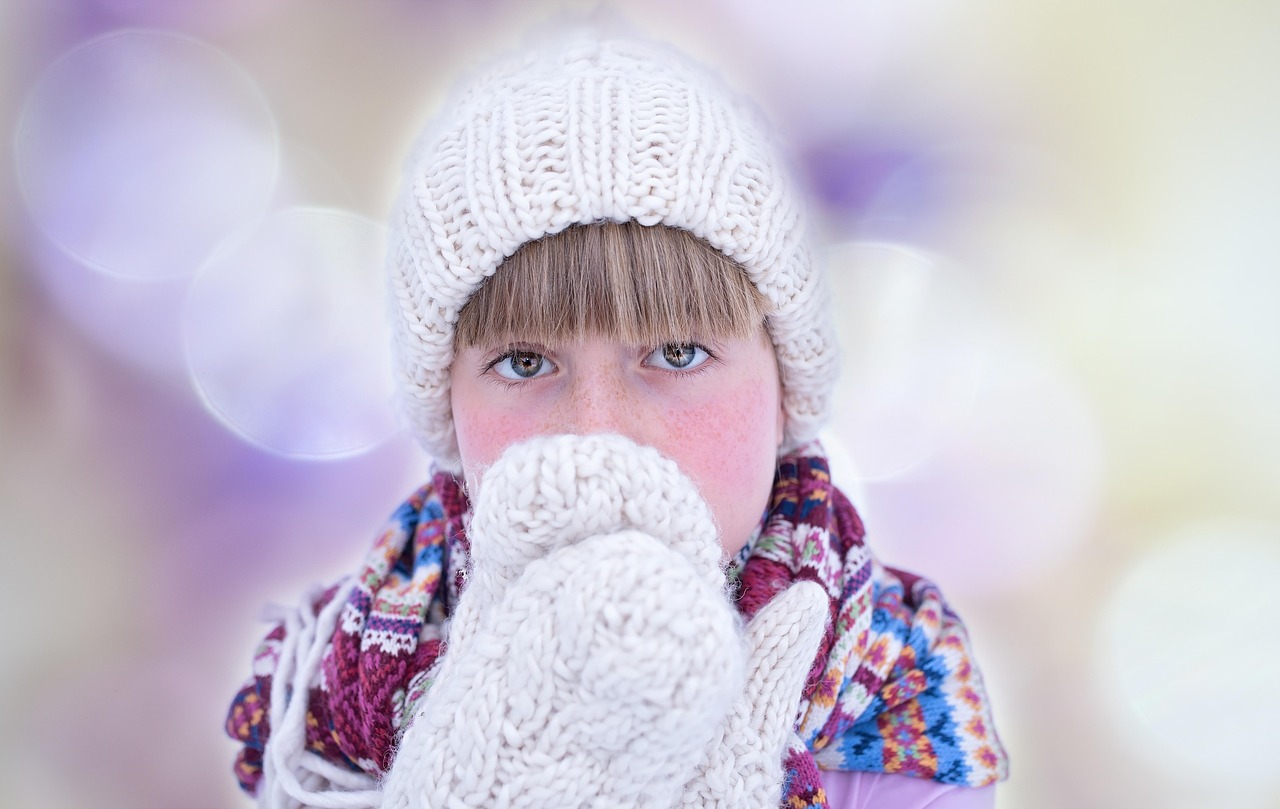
[381,434,747,808]
[677,580,828,808]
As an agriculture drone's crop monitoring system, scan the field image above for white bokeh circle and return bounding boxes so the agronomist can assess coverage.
[826,241,992,481]
[183,207,398,459]
[847,337,1102,595]
[1097,521,1280,789]
[14,29,278,280]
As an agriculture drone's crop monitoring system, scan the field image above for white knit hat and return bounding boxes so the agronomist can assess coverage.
[387,32,840,467]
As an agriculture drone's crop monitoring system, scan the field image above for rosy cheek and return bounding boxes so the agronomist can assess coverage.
[455,407,540,473]
[656,379,779,554]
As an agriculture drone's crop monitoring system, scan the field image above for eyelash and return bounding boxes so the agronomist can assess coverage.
[645,343,715,372]
[480,342,718,385]
[482,345,552,387]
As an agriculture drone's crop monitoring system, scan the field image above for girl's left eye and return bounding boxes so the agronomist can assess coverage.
[646,342,710,371]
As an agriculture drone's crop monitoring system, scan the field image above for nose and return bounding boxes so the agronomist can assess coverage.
[553,367,638,438]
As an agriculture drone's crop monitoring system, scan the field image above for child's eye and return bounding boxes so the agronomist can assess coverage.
[492,350,554,380]
[646,342,710,371]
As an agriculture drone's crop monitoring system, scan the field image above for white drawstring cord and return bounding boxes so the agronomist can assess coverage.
[258,579,383,809]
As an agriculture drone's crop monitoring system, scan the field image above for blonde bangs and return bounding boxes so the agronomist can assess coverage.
[454,222,771,349]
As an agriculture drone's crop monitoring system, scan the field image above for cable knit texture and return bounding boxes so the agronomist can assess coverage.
[227,438,1009,808]
[387,34,840,467]
[380,434,826,808]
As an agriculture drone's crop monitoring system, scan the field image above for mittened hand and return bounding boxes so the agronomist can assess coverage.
[381,434,747,808]
[458,433,729,636]
[678,579,829,808]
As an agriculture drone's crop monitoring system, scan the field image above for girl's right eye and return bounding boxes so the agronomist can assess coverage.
[491,350,554,381]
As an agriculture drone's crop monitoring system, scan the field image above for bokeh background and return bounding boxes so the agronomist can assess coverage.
[2,1,1278,807]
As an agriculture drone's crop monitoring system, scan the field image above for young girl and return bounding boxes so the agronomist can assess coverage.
[226,31,1008,809]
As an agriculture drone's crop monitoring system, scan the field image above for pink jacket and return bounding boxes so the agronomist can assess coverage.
[822,771,997,808]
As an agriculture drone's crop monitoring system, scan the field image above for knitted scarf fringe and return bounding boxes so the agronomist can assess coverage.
[258,580,380,809]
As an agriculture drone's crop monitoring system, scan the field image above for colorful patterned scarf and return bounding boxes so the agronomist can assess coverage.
[226,443,1008,806]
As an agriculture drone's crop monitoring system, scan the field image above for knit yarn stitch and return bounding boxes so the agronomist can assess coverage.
[387,33,840,467]
[380,434,826,807]
[226,441,1009,807]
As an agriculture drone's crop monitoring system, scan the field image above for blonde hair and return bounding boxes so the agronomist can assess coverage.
[455,221,772,349]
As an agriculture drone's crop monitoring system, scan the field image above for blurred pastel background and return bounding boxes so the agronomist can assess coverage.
[1,1,1277,807]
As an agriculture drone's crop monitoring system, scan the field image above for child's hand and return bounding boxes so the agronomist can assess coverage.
[381,434,748,808]
[677,579,829,808]
[456,433,729,640]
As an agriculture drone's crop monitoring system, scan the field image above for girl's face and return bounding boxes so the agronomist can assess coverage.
[450,329,784,557]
